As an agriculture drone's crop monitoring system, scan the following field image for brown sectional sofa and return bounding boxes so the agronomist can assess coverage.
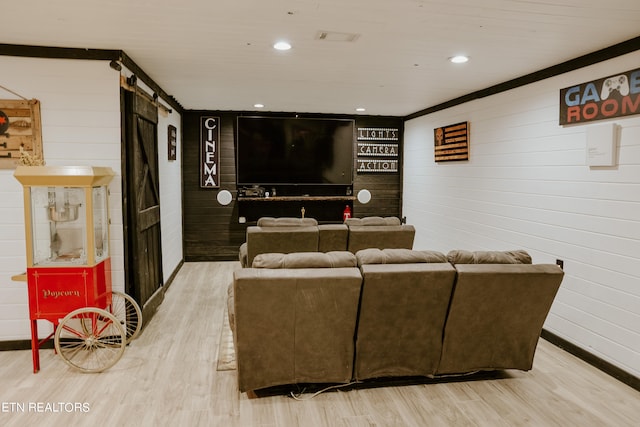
[238,216,415,267]
[228,248,564,393]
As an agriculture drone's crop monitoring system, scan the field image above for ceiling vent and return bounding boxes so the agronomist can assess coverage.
[315,30,360,42]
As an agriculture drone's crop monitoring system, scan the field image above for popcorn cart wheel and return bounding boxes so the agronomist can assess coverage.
[107,291,143,343]
[54,307,126,373]
[54,291,142,372]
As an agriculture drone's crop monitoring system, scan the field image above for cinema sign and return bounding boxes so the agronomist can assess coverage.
[200,116,219,188]
[559,68,640,125]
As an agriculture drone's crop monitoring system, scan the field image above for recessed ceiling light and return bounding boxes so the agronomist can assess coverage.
[254,103,264,108]
[273,41,292,51]
[355,107,366,112]
[449,55,469,64]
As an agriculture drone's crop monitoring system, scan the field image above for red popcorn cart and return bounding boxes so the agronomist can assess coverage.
[13,166,141,373]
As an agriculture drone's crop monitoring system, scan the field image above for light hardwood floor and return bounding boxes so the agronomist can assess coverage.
[0,261,638,427]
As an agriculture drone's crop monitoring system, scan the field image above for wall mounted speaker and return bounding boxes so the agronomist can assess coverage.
[217,190,233,206]
[357,189,371,204]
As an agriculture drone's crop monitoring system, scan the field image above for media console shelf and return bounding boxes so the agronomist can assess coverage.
[238,195,356,222]
[239,196,355,202]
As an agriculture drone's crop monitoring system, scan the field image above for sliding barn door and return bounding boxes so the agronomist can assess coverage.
[122,88,164,318]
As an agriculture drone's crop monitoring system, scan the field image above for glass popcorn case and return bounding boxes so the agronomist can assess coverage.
[14,165,114,268]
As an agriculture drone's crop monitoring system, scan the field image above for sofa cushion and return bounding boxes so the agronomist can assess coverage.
[447,249,532,265]
[345,216,401,226]
[356,248,447,266]
[252,251,357,269]
[257,217,318,227]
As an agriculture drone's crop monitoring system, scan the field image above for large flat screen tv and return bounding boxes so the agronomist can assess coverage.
[237,116,354,186]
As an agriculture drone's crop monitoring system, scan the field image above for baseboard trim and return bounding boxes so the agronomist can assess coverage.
[541,329,639,392]
[162,260,184,294]
[0,339,53,351]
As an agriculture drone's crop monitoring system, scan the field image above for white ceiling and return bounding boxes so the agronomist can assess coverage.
[3,0,640,116]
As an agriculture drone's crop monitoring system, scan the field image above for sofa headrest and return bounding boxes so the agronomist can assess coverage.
[252,251,357,269]
[447,249,532,264]
[257,217,318,227]
[345,216,401,226]
[356,248,447,266]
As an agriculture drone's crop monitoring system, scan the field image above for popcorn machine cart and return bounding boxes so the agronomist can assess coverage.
[13,166,141,373]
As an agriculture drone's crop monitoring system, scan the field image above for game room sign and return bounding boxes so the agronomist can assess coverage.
[559,68,640,125]
[200,116,219,188]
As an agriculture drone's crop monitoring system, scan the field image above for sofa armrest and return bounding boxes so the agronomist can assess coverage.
[239,242,248,267]
[318,224,348,252]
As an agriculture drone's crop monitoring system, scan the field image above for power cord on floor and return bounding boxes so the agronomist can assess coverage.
[427,370,481,379]
[288,371,483,400]
[289,381,360,400]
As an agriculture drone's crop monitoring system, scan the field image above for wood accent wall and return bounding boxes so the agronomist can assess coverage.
[182,111,403,261]
[353,116,403,219]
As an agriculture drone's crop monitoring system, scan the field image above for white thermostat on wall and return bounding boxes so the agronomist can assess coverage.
[586,123,617,167]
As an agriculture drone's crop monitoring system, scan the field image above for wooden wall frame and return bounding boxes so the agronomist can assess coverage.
[0,99,44,169]
[434,121,469,162]
[168,124,177,161]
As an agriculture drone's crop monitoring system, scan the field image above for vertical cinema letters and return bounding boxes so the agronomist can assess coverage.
[200,116,220,188]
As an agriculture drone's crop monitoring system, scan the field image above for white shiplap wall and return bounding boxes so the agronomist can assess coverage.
[0,56,183,342]
[403,52,640,378]
[157,107,184,282]
[0,57,122,341]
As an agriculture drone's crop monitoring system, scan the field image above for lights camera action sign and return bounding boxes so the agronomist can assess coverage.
[200,116,220,188]
[559,67,640,125]
[357,127,399,141]
[356,127,399,173]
